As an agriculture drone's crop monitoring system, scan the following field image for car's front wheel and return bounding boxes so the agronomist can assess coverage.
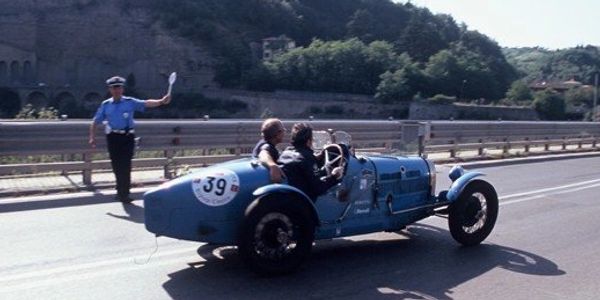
[448,180,498,246]
[238,197,315,276]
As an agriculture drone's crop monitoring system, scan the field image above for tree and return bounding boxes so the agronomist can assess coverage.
[267,39,405,94]
[425,44,508,101]
[396,10,447,62]
[375,54,428,103]
[533,90,566,120]
[375,70,411,103]
[346,9,378,43]
[506,80,533,101]
[565,87,594,107]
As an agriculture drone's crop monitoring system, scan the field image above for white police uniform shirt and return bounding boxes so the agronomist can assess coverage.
[93,97,146,133]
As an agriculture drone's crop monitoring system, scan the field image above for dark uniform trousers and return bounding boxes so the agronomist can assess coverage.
[106,132,135,198]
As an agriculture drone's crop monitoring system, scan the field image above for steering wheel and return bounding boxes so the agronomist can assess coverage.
[322,144,346,177]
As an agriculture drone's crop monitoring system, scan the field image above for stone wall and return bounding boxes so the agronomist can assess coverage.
[0,0,217,108]
[409,102,539,120]
[202,89,408,119]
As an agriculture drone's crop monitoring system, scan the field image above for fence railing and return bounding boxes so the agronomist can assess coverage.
[1,120,599,184]
[424,121,600,158]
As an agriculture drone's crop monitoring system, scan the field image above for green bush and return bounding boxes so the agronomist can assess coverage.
[506,80,532,101]
[15,104,59,120]
[533,90,566,120]
[428,94,456,105]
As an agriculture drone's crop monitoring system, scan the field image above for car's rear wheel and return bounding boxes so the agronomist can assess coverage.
[448,180,498,246]
[238,197,315,276]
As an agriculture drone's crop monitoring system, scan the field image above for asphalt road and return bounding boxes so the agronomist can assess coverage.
[1,156,600,299]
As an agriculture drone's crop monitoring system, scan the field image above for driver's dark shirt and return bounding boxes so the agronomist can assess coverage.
[278,145,339,202]
[252,139,279,160]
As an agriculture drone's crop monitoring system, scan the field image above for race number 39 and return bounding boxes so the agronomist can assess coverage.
[191,169,240,206]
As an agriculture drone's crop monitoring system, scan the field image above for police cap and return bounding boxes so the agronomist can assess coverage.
[106,76,126,87]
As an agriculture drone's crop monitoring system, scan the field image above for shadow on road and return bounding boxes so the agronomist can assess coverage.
[106,202,145,224]
[161,224,565,299]
[0,191,145,213]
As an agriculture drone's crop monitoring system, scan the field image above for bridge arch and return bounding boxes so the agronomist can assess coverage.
[0,61,7,85]
[10,61,20,84]
[26,91,49,108]
[0,88,22,118]
[83,92,102,113]
[22,61,35,84]
[53,91,83,117]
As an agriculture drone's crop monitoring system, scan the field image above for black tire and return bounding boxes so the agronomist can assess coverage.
[448,180,498,246]
[238,196,315,276]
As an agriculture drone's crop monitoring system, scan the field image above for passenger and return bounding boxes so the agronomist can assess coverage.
[279,123,343,202]
[252,118,286,183]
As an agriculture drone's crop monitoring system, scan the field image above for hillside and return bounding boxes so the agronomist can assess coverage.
[504,46,600,84]
[1,0,530,120]
[144,0,517,100]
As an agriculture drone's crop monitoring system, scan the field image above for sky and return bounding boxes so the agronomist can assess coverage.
[398,0,600,49]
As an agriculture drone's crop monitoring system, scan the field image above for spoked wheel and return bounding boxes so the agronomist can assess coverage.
[448,180,498,246]
[238,198,315,276]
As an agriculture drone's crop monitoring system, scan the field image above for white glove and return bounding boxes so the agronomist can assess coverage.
[331,166,344,180]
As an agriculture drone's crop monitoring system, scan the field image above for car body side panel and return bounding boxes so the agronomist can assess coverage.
[313,156,375,222]
[144,154,443,244]
[144,158,270,244]
[314,155,434,239]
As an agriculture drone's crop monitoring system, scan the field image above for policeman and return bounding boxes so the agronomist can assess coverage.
[252,118,286,183]
[88,76,171,203]
[279,123,343,202]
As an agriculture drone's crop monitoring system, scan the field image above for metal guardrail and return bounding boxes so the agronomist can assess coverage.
[424,121,600,158]
[1,120,599,185]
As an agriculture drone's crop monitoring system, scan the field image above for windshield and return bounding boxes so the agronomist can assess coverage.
[311,130,352,150]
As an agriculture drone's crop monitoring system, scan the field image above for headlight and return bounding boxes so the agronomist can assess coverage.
[449,165,465,182]
[426,159,436,197]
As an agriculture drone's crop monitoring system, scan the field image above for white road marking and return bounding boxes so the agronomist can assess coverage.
[0,244,200,287]
[500,178,600,200]
[501,182,600,206]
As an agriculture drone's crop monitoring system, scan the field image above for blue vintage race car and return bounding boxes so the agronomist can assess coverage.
[144,130,498,275]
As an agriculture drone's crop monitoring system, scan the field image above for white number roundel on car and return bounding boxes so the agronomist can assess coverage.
[191,168,240,206]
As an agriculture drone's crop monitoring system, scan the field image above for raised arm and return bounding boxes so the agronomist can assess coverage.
[144,95,171,108]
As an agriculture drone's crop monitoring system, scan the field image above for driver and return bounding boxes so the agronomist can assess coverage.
[279,123,343,202]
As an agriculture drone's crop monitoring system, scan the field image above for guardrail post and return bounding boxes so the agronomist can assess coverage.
[478,139,484,156]
[562,138,567,150]
[417,122,430,157]
[502,138,509,155]
[544,137,550,151]
[448,140,455,158]
[524,137,530,153]
[83,152,92,185]
[164,150,175,179]
[578,137,582,149]
[418,136,425,157]
[593,138,597,148]
[61,154,67,176]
